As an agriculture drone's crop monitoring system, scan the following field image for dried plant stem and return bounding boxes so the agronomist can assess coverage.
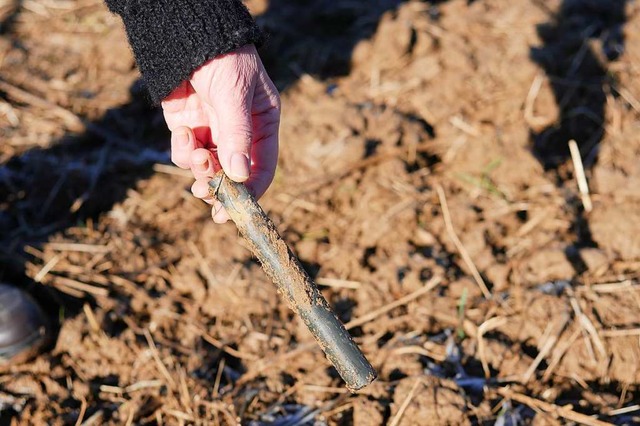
[568,139,593,213]
[34,254,60,282]
[46,243,111,253]
[190,324,257,361]
[143,329,177,388]
[316,277,362,289]
[212,358,225,398]
[496,387,613,426]
[477,316,508,378]
[74,397,87,426]
[524,73,554,131]
[345,276,441,330]
[0,79,83,131]
[389,379,422,426]
[436,185,491,298]
[522,314,569,383]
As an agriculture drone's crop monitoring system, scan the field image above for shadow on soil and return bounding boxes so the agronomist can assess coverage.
[0,0,22,35]
[256,0,406,91]
[530,0,627,171]
[529,0,628,270]
[531,0,626,170]
[0,85,167,324]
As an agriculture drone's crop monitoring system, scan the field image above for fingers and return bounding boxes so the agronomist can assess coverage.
[212,204,230,223]
[189,148,230,223]
[190,179,212,200]
[189,148,216,179]
[173,130,230,223]
[191,179,230,223]
[170,126,197,169]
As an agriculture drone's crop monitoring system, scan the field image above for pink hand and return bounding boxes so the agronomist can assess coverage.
[162,44,280,223]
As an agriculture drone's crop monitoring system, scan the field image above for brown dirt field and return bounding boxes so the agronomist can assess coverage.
[1,0,640,424]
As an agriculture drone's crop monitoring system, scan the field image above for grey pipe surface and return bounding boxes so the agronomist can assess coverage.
[209,171,376,391]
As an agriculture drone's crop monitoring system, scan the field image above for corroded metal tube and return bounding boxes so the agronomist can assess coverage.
[209,171,376,391]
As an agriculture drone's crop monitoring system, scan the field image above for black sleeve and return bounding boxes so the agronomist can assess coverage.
[104,0,264,103]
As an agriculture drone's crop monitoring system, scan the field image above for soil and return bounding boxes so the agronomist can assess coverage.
[1,0,640,425]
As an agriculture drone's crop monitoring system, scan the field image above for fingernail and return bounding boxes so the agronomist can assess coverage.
[230,153,250,181]
[176,130,190,147]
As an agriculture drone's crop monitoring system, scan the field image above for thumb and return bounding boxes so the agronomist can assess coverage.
[191,47,259,183]
[209,78,254,183]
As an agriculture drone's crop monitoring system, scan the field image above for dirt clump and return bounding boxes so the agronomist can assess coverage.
[389,377,470,426]
[590,200,640,261]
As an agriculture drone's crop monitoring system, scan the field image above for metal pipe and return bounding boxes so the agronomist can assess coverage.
[209,171,376,391]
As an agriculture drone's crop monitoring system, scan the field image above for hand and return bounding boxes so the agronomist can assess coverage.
[162,44,280,223]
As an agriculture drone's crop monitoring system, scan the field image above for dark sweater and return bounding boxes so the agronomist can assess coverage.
[104,0,264,103]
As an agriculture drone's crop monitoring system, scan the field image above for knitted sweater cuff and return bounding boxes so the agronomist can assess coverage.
[105,0,264,103]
